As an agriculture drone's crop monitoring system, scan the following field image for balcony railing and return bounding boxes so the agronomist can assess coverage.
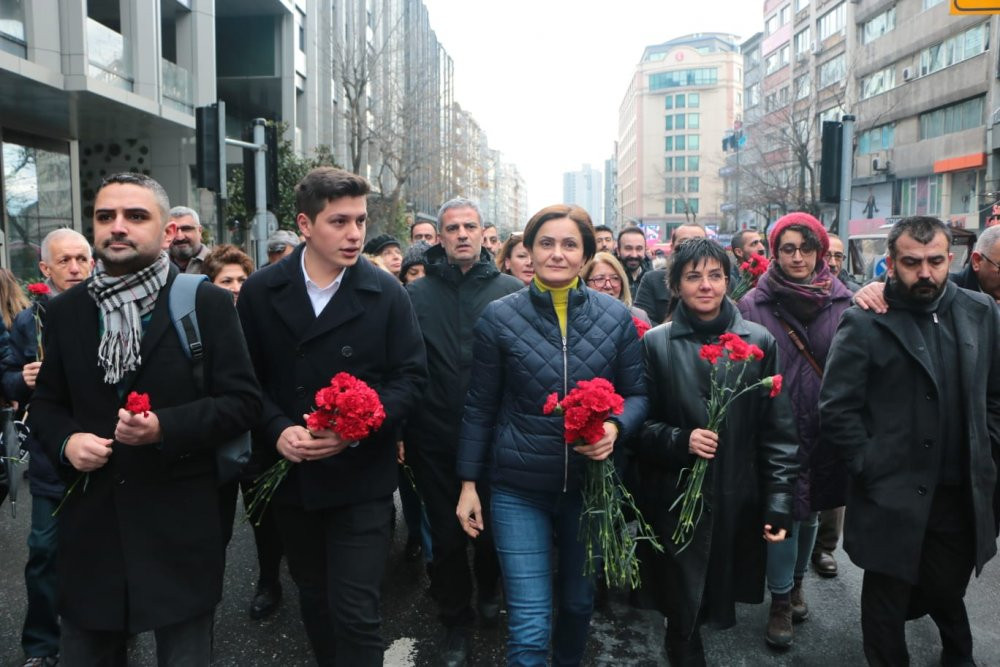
[87,17,132,91]
[162,58,193,112]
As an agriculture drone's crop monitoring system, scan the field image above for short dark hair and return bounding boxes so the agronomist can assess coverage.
[202,244,253,282]
[668,238,730,292]
[670,222,706,245]
[887,216,952,259]
[295,167,370,222]
[731,229,760,253]
[617,226,646,250]
[483,222,497,231]
[594,225,614,237]
[774,224,821,252]
[523,205,596,263]
[99,172,170,222]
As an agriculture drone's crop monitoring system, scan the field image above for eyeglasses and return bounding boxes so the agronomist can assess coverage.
[586,275,623,287]
[825,252,846,261]
[980,254,1000,272]
[778,244,817,257]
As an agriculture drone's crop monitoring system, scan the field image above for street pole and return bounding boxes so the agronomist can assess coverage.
[838,114,855,236]
[734,133,740,230]
[252,119,268,267]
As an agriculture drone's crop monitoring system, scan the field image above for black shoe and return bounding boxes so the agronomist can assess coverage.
[941,650,977,667]
[478,592,501,627]
[665,627,705,667]
[812,551,838,577]
[405,536,422,562]
[441,626,469,667]
[249,582,282,620]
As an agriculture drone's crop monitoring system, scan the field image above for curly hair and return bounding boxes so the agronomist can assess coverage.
[202,244,253,282]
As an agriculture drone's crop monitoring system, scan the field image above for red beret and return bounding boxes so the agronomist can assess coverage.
[769,212,830,257]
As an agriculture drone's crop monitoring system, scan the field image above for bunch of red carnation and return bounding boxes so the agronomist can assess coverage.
[125,391,151,417]
[306,372,386,441]
[543,377,624,445]
[632,316,651,339]
[730,253,770,302]
[700,332,765,364]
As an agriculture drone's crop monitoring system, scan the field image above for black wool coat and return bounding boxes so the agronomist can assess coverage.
[819,283,1000,583]
[404,246,523,454]
[634,304,798,637]
[29,269,262,632]
[236,247,427,511]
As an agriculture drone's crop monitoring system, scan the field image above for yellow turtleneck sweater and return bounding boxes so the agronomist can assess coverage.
[533,275,578,338]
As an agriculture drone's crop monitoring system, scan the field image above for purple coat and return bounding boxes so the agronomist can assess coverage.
[737,274,854,519]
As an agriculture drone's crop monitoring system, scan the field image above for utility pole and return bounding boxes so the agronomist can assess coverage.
[223,118,269,267]
[838,115,855,236]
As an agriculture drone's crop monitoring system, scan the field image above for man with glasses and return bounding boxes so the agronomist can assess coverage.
[854,224,1000,312]
[168,206,211,273]
[825,234,861,293]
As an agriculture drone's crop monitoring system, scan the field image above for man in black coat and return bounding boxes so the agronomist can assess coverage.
[820,216,1000,665]
[404,198,522,666]
[3,228,92,667]
[29,173,262,664]
[237,167,427,666]
[617,226,650,300]
[634,223,706,323]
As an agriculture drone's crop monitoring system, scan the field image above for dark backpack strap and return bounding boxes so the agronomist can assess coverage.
[772,312,824,378]
[168,274,209,394]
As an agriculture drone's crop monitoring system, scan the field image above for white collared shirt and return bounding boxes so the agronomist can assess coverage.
[301,247,346,316]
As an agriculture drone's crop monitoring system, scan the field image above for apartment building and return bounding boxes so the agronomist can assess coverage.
[563,164,603,227]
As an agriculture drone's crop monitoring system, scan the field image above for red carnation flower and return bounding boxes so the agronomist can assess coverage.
[543,392,560,415]
[699,344,724,365]
[125,391,151,417]
[27,282,51,296]
[632,317,651,339]
[766,374,783,398]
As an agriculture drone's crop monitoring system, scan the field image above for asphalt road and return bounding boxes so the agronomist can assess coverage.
[2,475,999,666]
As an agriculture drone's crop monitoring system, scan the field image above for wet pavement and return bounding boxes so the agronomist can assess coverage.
[1,473,999,666]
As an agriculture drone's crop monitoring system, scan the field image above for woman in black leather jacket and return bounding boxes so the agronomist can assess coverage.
[635,239,798,665]
[456,205,648,666]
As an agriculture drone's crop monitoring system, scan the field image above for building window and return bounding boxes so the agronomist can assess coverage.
[688,156,700,171]
[688,93,700,107]
[676,114,686,129]
[819,53,846,88]
[649,68,719,90]
[794,27,811,56]
[0,0,27,56]
[688,177,700,193]
[665,115,673,131]
[765,53,779,75]
[919,96,984,139]
[665,157,673,171]
[862,7,896,44]
[860,66,896,99]
[766,14,779,35]
[780,5,791,25]
[899,175,943,215]
[779,45,790,67]
[795,0,809,11]
[746,82,760,107]
[679,198,699,215]
[665,136,673,151]
[676,135,686,151]
[819,105,846,128]
[779,86,790,104]
[297,9,306,52]
[818,2,846,41]
[688,113,700,129]
[795,73,811,100]
[688,135,700,150]
[949,169,983,215]
[664,95,673,109]
[676,94,686,108]
[857,124,895,154]
[919,23,989,78]
[665,199,674,214]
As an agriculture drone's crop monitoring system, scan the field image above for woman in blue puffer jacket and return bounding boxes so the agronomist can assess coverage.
[455,204,648,666]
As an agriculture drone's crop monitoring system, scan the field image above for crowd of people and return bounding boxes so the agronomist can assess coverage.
[1,165,998,667]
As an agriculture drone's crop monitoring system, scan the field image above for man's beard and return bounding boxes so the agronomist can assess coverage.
[170,241,196,261]
[894,276,945,304]
[623,257,641,272]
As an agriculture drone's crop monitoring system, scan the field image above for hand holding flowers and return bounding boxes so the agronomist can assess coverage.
[728,253,769,302]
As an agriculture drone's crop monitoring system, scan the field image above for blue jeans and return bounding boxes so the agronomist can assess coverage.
[22,494,60,658]
[491,487,594,667]
[766,512,819,595]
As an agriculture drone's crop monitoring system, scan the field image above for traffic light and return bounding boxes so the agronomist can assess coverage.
[820,121,842,204]
[195,102,227,195]
[242,122,279,213]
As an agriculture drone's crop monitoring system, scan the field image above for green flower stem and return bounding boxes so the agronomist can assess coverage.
[51,472,87,517]
[245,459,291,526]
[580,456,664,590]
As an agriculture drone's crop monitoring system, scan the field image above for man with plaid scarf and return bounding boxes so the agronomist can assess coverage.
[28,173,261,665]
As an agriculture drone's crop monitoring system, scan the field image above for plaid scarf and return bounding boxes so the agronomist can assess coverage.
[88,252,170,384]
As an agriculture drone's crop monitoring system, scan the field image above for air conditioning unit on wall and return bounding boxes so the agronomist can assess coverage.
[811,42,823,55]
[902,67,913,81]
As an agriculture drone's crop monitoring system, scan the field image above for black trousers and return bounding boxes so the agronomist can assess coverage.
[219,480,285,585]
[274,496,393,667]
[861,511,975,665]
[409,444,501,628]
[813,507,844,555]
[61,612,213,667]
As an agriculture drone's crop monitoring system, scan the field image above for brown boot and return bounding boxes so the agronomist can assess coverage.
[765,597,793,649]
[790,579,809,623]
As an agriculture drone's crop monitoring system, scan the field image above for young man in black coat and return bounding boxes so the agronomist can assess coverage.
[237,167,427,666]
[404,198,522,665]
[821,216,1000,665]
[29,173,262,664]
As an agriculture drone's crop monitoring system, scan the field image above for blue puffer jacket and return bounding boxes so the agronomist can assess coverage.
[457,280,648,497]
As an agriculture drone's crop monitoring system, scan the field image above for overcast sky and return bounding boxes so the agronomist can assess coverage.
[421,0,766,218]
